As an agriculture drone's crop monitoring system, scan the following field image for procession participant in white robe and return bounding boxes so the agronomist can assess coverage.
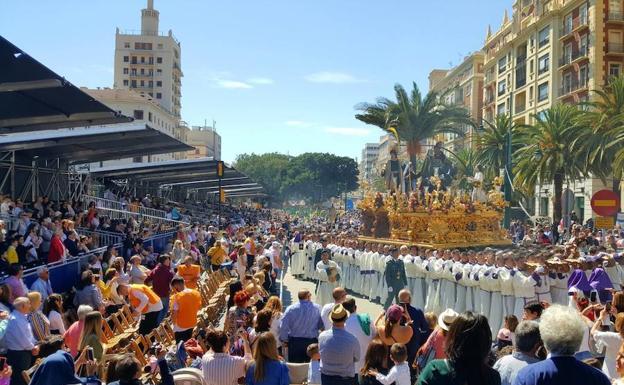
[316,250,342,306]
[378,251,392,305]
[304,237,316,280]
[498,252,516,319]
[471,253,485,314]
[424,251,444,314]
[401,246,416,300]
[452,252,468,313]
[409,245,426,309]
[369,245,383,301]
[488,252,504,336]
[439,252,457,312]
[533,255,553,305]
[353,245,365,295]
[461,251,478,312]
[362,244,375,299]
[477,251,496,319]
[511,255,540,320]
[290,232,305,276]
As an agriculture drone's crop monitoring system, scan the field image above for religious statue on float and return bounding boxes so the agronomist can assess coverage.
[418,141,455,191]
[469,165,487,203]
[381,147,405,193]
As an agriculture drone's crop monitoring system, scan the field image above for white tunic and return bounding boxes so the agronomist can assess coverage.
[439,259,456,311]
[452,261,467,313]
[498,267,516,317]
[488,266,503,336]
[316,260,342,307]
[411,256,426,310]
[512,270,538,320]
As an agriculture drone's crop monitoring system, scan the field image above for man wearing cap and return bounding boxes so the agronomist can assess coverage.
[384,247,407,309]
[318,303,360,385]
[30,266,53,306]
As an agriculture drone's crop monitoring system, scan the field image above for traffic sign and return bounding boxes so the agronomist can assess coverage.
[590,189,620,217]
[595,216,615,229]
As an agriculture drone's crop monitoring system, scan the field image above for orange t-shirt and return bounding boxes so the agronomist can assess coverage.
[177,264,200,289]
[171,289,202,330]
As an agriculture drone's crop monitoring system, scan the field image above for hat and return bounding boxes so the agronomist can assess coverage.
[386,305,404,323]
[568,269,592,294]
[437,309,459,331]
[497,328,512,342]
[330,304,348,322]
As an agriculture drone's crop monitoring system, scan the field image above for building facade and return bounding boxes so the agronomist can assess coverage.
[429,52,485,151]
[186,125,222,160]
[481,0,624,223]
[113,0,182,118]
[84,88,186,166]
[360,142,380,182]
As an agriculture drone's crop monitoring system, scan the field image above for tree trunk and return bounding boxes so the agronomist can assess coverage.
[553,169,564,225]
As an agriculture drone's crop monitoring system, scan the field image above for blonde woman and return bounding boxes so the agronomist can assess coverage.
[78,311,104,360]
[264,296,283,349]
[245,332,289,385]
[172,239,187,266]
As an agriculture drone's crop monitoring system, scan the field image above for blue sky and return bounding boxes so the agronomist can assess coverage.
[1,1,511,163]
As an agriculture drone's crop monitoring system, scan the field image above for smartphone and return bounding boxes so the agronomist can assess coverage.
[590,291,598,303]
[0,357,6,368]
[86,347,94,361]
[606,301,612,312]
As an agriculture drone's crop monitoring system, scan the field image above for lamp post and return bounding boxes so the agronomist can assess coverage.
[503,95,513,229]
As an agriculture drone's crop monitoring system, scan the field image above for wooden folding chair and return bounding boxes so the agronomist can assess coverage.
[21,359,41,384]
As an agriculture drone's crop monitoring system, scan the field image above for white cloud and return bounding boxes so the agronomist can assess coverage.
[248,77,274,85]
[215,80,253,89]
[304,71,365,84]
[324,127,371,136]
[285,120,314,127]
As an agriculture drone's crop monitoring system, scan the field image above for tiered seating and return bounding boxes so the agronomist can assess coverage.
[196,269,233,329]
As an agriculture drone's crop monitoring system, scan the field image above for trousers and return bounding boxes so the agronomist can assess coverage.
[139,310,160,335]
[287,337,317,363]
[321,373,358,385]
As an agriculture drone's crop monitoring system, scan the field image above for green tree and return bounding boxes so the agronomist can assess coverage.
[445,147,479,192]
[355,82,472,167]
[475,114,521,180]
[513,104,587,224]
[233,153,291,204]
[575,75,624,181]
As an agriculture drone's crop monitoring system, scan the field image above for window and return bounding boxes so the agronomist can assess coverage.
[579,65,589,86]
[131,56,137,64]
[156,69,162,74]
[564,13,573,35]
[156,81,162,87]
[140,80,145,87]
[123,68,129,74]
[140,68,145,75]
[498,79,507,96]
[497,103,506,116]
[133,110,144,119]
[538,82,549,102]
[148,112,152,122]
[131,80,137,87]
[157,57,163,64]
[123,79,129,86]
[148,81,153,88]
[538,26,550,47]
[539,197,549,216]
[498,56,507,74]
[610,63,621,78]
[123,56,129,62]
[156,92,162,99]
[140,56,145,63]
[124,42,130,48]
[580,3,588,24]
[537,110,547,120]
[538,54,549,74]
[579,34,589,55]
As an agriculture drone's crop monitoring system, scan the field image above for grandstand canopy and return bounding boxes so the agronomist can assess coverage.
[0,123,192,164]
[0,35,132,133]
[89,158,264,195]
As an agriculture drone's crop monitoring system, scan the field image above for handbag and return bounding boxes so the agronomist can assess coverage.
[415,329,437,372]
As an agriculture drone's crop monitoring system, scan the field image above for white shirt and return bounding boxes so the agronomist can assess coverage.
[48,310,66,334]
[321,302,335,330]
[201,351,250,385]
[375,361,410,385]
[344,313,376,373]
[593,331,622,379]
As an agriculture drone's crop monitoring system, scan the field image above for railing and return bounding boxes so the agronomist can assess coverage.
[607,43,624,54]
[607,11,624,22]
[76,227,124,248]
[559,47,589,67]
[559,78,588,96]
[81,194,168,219]
[560,16,588,36]
[0,213,20,233]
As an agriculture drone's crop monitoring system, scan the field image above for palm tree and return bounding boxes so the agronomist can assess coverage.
[474,114,521,180]
[575,75,624,182]
[355,82,473,168]
[445,147,479,191]
[513,104,587,224]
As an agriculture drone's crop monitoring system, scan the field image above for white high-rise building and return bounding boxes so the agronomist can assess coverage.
[360,142,379,182]
[113,0,182,118]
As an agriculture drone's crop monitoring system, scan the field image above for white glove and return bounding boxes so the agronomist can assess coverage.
[535,266,545,275]
[388,287,393,293]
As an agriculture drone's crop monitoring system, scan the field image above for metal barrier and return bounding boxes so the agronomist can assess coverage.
[76,227,124,248]
[81,194,169,219]
[0,213,20,232]
[91,206,188,228]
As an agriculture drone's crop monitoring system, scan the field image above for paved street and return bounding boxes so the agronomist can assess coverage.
[279,268,385,320]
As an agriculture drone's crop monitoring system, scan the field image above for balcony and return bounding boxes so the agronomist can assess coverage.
[130,61,154,66]
[607,43,624,55]
[559,47,589,68]
[558,78,588,97]
[485,94,495,105]
[607,11,624,23]
[128,72,154,78]
[559,17,589,39]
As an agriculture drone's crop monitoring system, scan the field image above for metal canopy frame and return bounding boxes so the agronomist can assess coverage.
[0,35,132,132]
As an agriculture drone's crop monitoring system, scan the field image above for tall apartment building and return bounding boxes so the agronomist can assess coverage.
[186,125,222,160]
[113,0,182,118]
[360,143,380,182]
[84,88,187,166]
[482,0,624,222]
[429,52,485,151]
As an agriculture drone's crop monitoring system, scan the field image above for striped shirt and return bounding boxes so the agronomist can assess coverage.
[28,310,50,342]
[201,352,250,385]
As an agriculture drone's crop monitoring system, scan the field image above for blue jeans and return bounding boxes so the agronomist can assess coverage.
[157,296,169,324]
